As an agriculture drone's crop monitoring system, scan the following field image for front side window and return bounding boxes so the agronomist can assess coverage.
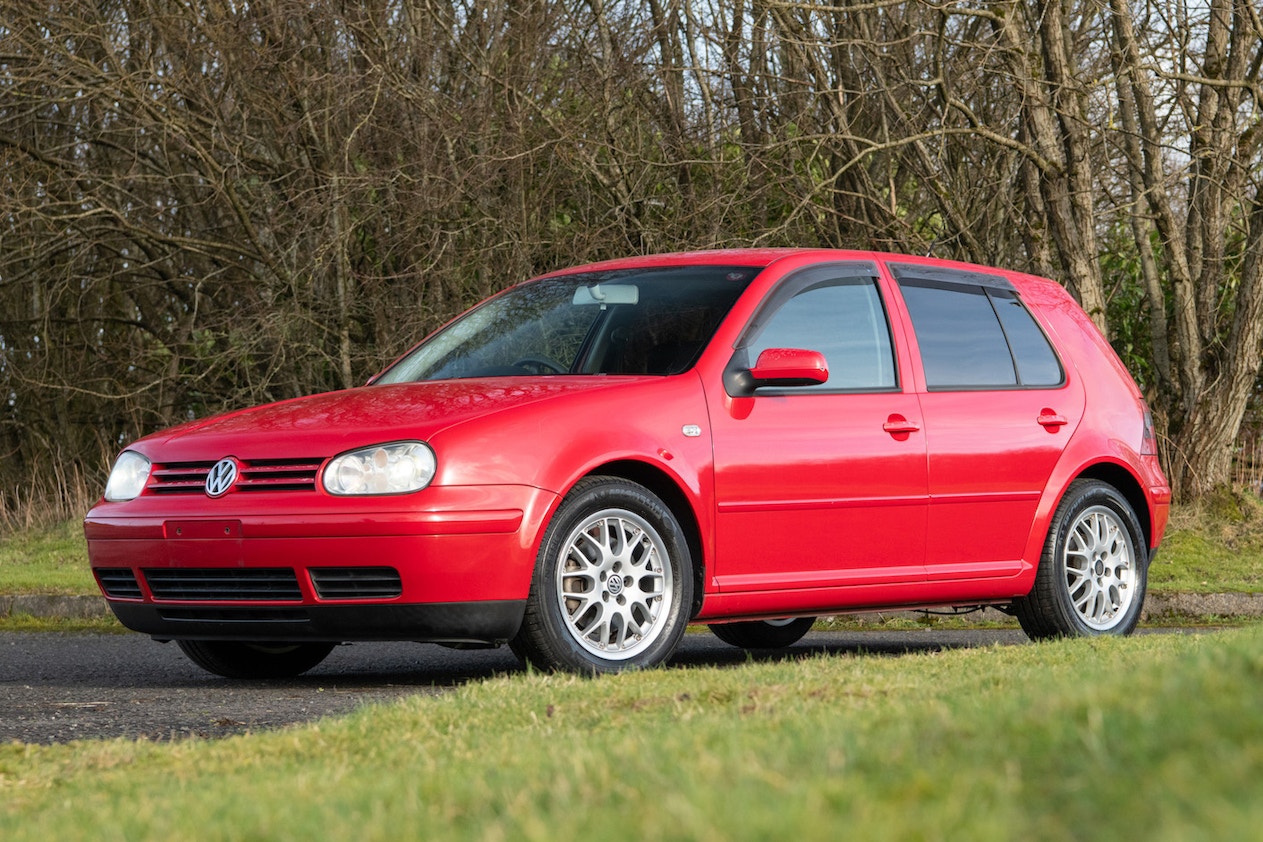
[376,266,759,383]
[743,274,897,392]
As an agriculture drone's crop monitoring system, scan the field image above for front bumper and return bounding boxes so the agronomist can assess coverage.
[85,484,556,644]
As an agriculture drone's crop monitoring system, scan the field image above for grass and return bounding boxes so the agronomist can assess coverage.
[0,613,125,634]
[2,627,1261,840]
[1149,489,1263,592]
[0,519,97,595]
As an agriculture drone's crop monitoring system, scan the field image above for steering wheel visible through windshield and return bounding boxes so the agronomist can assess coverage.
[375,265,760,383]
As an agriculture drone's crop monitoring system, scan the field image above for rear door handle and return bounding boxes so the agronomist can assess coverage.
[1037,411,1068,429]
[883,415,921,434]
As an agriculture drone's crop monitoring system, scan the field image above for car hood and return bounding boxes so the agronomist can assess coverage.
[139,379,632,461]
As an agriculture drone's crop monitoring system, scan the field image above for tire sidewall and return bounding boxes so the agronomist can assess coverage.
[524,478,693,673]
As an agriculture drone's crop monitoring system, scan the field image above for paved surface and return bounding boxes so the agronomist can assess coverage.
[1,629,1045,744]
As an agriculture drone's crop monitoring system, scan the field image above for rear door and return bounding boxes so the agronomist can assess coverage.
[888,263,1085,582]
[708,262,929,597]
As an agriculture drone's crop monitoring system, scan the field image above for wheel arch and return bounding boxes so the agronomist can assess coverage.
[1073,461,1153,551]
[575,458,708,618]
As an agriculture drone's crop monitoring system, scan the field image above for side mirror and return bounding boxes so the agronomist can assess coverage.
[749,348,829,388]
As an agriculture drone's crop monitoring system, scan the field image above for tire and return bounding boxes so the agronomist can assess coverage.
[176,640,336,679]
[510,476,693,674]
[1014,478,1147,640]
[709,617,816,649]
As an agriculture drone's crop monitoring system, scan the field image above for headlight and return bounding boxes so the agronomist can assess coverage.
[323,441,436,496]
[104,451,152,502]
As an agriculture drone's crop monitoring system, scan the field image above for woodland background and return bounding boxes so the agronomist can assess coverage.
[3,0,1263,523]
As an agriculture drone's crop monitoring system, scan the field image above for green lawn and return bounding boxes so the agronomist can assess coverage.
[0,519,96,595]
[2,627,1261,840]
[1149,490,1263,592]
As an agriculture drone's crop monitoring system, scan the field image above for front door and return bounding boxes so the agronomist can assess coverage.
[708,265,929,599]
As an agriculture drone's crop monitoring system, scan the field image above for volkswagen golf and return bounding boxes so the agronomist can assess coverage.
[86,249,1171,677]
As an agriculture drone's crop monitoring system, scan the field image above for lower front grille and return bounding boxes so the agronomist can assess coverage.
[97,568,143,600]
[144,568,303,602]
[310,567,403,600]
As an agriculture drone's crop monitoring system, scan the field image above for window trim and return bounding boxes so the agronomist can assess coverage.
[888,262,1014,292]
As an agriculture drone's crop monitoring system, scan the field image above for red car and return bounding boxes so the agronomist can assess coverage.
[85,250,1171,677]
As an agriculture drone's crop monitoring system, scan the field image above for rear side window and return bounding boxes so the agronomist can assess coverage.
[897,275,1063,390]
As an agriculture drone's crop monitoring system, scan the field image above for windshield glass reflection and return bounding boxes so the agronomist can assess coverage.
[376,266,760,382]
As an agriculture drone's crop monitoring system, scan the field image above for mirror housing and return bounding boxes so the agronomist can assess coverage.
[725,348,829,395]
[749,348,829,387]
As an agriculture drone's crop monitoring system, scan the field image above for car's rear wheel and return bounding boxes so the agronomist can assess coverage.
[511,476,693,674]
[1014,479,1147,640]
[176,640,336,679]
[709,617,816,649]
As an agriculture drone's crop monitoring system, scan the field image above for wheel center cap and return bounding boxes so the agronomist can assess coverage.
[607,576,624,596]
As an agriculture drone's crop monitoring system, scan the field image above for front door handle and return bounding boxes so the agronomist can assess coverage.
[883,415,921,435]
[1037,410,1069,429]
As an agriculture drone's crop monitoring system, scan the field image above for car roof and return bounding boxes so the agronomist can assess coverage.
[534,249,1051,286]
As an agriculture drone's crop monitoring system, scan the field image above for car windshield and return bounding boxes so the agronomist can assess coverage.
[376,265,761,382]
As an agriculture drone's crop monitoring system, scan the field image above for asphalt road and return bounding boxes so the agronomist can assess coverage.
[0,628,1068,744]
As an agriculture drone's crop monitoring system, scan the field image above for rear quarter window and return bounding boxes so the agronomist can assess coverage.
[991,291,1063,386]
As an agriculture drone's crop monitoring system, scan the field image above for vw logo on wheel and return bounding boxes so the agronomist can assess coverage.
[205,457,240,498]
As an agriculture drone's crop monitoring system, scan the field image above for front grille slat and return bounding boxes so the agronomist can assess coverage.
[149,462,215,494]
[144,568,303,602]
[310,567,403,600]
[147,458,323,495]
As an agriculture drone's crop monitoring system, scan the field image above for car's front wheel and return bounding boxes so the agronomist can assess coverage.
[709,617,816,649]
[1014,478,1147,639]
[176,640,336,679]
[511,476,693,674]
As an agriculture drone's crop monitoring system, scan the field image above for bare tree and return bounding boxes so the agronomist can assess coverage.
[2,0,1262,515]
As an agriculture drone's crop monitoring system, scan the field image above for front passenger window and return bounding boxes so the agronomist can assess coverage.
[746,278,896,391]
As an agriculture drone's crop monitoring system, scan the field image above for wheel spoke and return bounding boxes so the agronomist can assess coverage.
[1090,590,1108,622]
[608,615,628,649]
[1073,584,1095,613]
[589,617,610,648]
[1065,564,1091,595]
[565,591,599,622]
[576,525,608,560]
